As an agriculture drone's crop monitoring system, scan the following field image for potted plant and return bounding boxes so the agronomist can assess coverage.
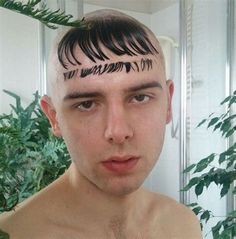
[183,91,236,238]
[0,90,70,213]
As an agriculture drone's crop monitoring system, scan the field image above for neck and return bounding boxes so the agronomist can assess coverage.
[59,163,147,232]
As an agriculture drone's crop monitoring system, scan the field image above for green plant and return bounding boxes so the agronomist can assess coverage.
[183,90,236,239]
[0,90,70,213]
[0,0,85,29]
[0,229,9,239]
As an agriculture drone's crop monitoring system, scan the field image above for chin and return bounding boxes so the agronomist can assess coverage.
[110,186,139,197]
[100,176,144,197]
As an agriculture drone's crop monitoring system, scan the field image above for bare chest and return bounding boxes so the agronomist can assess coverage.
[42,220,171,239]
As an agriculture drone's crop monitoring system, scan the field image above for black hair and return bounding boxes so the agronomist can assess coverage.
[57,14,159,69]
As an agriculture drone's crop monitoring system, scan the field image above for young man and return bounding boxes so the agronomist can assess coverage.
[0,9,202,239]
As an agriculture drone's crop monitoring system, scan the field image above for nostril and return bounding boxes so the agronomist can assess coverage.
[108,137,113,143]
[104,111,134,144]
[107,134,132,144]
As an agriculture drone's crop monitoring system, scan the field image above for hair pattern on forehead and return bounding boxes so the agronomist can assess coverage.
[79,58,153,79]
[57,10,159,70]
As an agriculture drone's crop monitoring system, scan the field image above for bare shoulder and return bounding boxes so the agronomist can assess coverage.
[0,191,54,239]
[0,175,67,239]
[0,211,12,237]
[148,192,202,239]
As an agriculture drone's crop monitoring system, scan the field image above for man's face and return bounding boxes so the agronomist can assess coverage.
[43,46,173,197]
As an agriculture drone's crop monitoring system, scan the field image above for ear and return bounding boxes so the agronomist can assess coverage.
[166,80,174,124]
[40,95,62,137]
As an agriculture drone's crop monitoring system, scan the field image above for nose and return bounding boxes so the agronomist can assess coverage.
[104,105,134,144]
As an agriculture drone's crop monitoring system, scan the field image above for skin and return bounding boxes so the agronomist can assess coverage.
[0,11,202,239]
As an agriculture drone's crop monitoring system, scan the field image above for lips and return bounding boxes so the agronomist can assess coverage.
[102,156,139,173]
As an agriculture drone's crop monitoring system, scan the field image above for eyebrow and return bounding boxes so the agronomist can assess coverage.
[63,81,162,101]
[63,91,102,101]
[126,81,162,92]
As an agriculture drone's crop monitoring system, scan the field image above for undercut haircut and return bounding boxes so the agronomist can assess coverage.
[57,10,159,69]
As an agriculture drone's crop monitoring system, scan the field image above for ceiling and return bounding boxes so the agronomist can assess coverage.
[84,0,178,14]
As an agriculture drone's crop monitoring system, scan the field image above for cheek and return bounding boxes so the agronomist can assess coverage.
[136,103,167,132]
[136,107,167,151]
[58,112,103,158]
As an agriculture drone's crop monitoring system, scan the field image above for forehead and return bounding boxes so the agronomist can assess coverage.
[55,55,165,100]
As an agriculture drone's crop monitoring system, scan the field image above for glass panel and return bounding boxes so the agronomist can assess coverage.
[188,0,228,238]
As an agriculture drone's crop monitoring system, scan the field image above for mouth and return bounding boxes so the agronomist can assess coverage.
[102,156,139,173]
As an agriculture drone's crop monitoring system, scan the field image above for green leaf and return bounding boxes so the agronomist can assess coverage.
[225,128,235,138]
[228,210,236,217]
[187,202,198,207]
[221,121,231,136]
[0,229,9,239]
[220,230,232,239]
[0,0,85,29]
[224,114,236,122]
[212,221,223,236]
[209,112,215,117]
[213,122,222,131]
[221,95,232,105]
[195,181,204,196]
[196,119,207,128]
[203,174,212,188]
[192,206,202,215]
[229,96,236,108]
[182,177,200,191]
[208,153,216,163]
[183,164,196,173]
[3,89,23,113]
[194,153,215,173]
[219,153,226,164]
[232,187,236,194]
[221,183,230,197]
[194,161,208,173]
[200,210,211,223]
[224,143,236,156]
[207,117,220,128]
[213,169,224,185]
[226,155,235,169]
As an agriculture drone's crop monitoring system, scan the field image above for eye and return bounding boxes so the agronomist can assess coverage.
[132,94,151,103]
[77,100,96,111]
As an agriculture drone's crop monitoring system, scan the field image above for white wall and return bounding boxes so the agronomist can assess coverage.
[0,8,40,114]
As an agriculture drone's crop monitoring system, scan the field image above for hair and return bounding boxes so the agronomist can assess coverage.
[57,9,160,70]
